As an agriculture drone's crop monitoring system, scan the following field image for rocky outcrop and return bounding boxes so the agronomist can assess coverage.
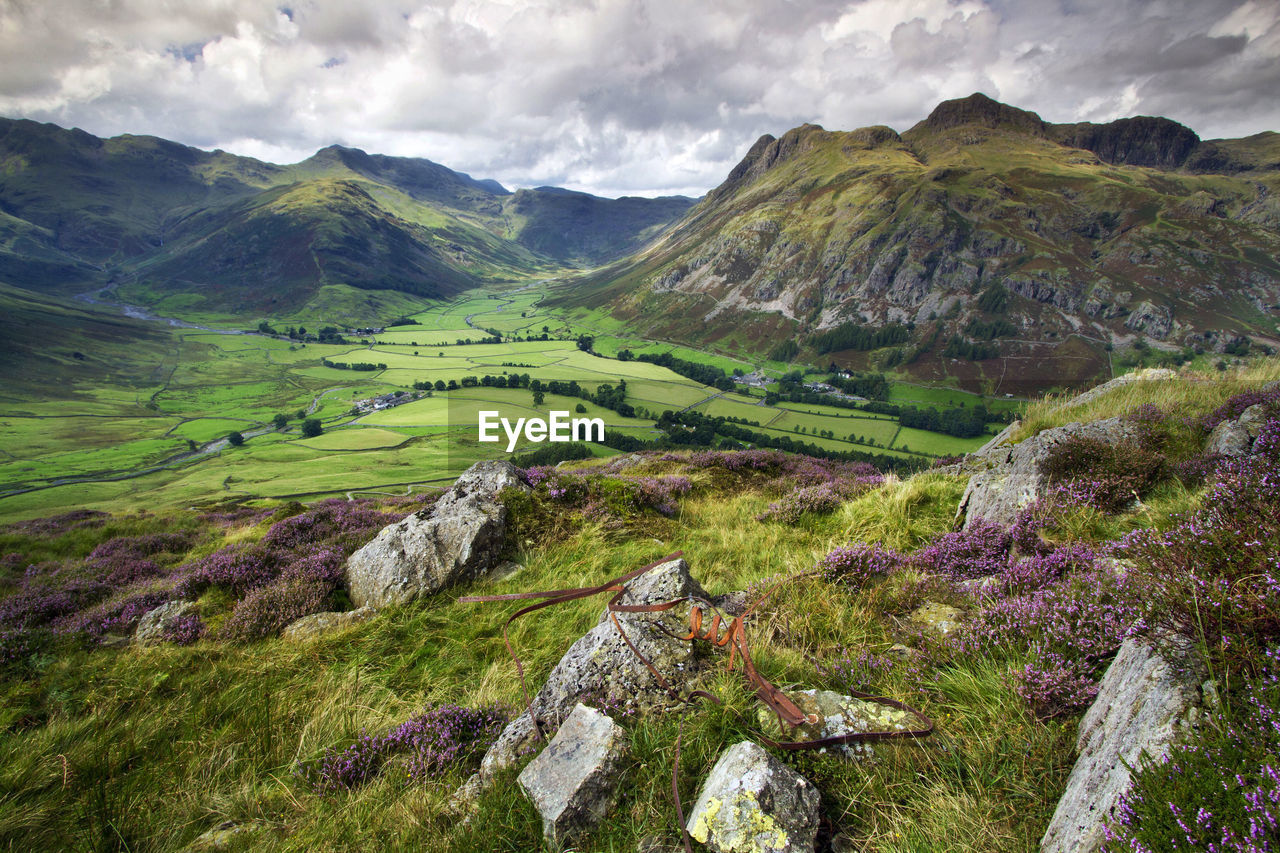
[1204,402,1272,457]
[344,461,528,608]
[686,741,821,853]
[517,704,630,848]
[281,606,375,642]
[134,600,197,645]
[957,417,1137,528]
[468,557,713,788]
[1040,637,1208,853]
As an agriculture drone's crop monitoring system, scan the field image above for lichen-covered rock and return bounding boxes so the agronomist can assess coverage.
[281,606,375,642]
[957,417,1137,528]
[756,689,917,759]
[908,602,964,636]
[466,557,712,790]
[134,600,198,645]
[344,460,528,608]
[686,741,820,853]
[1204,402,1270,457]
[518,704,630,848]
[1040,636,1207,853]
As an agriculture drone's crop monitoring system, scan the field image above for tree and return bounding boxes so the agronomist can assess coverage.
[272,413,289,430]
[295,409,306,420]
[301,419,323,438]
[575,403,587,413]
[533,390,545,406]
[227,431,245,446]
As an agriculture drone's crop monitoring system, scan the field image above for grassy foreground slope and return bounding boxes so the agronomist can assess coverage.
[2,361,1278,851]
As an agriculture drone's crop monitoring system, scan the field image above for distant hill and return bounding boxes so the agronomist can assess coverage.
[0,118,695,316]
[552,93,1280,392]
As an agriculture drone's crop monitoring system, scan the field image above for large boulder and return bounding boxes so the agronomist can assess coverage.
[344,461,528,608]
[685,741,821,853]
[957,417,1137,528]
[517,703,630,848]
[469,557,713,787]
[1040,636,1208,853]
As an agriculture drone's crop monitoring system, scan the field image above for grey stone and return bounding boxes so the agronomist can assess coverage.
[1204,402,1270,458]
[344,460,529,608]
[470,557,712,786]
[957,417,1138,528]
[756,688,918,759]
[518,704,630,848]
[686,741,821,853]
[134,600,198,645]
[280,606,375,642]
[1040,636,1207,853]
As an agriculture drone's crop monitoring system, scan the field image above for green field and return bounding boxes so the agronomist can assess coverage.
[0,279,1005,521]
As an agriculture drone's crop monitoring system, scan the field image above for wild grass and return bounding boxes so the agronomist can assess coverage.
[4,359,1278,852]
[1013,361,1280,441]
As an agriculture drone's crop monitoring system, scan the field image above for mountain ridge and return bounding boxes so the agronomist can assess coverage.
[552,93,1280,392]
[0,116,695,317]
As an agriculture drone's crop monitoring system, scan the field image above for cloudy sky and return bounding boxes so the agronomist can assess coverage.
[1,0,1277,197]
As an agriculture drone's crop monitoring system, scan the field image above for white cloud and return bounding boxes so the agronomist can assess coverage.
[0,0,1276,196]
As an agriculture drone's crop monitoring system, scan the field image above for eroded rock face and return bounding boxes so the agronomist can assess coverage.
[280,606,375,642]
[1040,637,1207,853]
[957,417,1137,528]
[344,461,528,608]
[517,704,630,848]
[686,741,820,853]
[134,600,197,645]
[469,557,712,787]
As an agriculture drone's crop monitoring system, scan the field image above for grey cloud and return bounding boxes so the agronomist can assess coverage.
[0,0,1276,196]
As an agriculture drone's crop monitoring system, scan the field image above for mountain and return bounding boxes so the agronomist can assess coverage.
[553,93,1280,391]
[0,118,694,317]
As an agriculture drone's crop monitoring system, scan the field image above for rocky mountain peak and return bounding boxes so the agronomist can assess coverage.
[912,92,1048,136]
[1050,116,1200,169]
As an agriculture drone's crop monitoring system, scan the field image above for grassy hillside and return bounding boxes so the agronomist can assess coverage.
[1,360,1277,851]
[551,94,1280,393]
[0,117,692,318]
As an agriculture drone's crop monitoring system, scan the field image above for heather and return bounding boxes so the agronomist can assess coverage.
[294,702,507,793]
[0,497,404,657]
[1,368,1279,852]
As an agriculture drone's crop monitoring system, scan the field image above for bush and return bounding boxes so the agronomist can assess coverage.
[301,419,323,438]
[1040,436,1166,513]
[817,543,902,588]
[227,431,245,446]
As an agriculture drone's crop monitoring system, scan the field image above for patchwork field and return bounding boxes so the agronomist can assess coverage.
[0,279,1017,521]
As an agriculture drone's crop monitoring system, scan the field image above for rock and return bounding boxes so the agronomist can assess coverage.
[957,417,1138,528]
[756,689,918,759]
[518,704,630,848]
[470,557,712,787]
[281,606,375,642]
[957,575,1001,597]
[1040,636,1207,853]
[134,600,198,645]
[1204,402,1270,457]
[344,460,529,608]
[636,834,684,853]
[908,602,964,636]
[685,741,821,853]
